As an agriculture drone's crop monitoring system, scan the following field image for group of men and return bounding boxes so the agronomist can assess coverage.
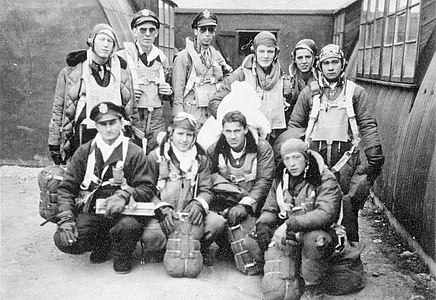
[47,8,384,300]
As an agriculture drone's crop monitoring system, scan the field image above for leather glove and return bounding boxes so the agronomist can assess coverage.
[256,223,274,251]
[104,194,126,217]
[158,82,173,95]
[227,204,249,226]
[155,206,178,235]
[49,144,64,165]
[359,145,385,185]
[57,211,78,247]
[185,200,206,226]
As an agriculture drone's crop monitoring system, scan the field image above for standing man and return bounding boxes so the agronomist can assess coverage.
[117,9,173,154]
[172,10,233,128]
[280,44,385,241]
[208,31,291,145]
[207,110,274,221]
[287,39,318,118]
[48,23,138,165]
[53,102,155,274]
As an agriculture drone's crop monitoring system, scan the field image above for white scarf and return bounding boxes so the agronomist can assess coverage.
[230,140,247,160]
[95,131,125,162]
[171,142,198,173]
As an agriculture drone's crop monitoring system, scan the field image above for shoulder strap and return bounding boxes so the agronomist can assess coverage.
[344,80,360,147]
[304,81,322,143]
[277,170,291,219]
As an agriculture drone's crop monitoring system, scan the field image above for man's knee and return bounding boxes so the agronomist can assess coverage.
[53,231,85,255]
[110,216,142,240]
[301,230,333,259]
[142,218,167,252]
[203,211,227,241]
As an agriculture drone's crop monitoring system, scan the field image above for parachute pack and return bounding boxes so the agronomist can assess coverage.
[228,215,263,276]
[163,213,204,278]
[38,165,67,226]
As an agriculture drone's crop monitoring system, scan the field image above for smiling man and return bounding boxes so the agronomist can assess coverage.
[48,24,138,165]
[117,9,173,154]
[172,10,233,128]
[209,31,290,145]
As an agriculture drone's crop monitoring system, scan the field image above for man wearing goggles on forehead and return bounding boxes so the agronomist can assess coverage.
[142,112,227,271]
[172,10,233,129]
[209,31,291,146]
[279,43,385,242]
[117,9,173,155]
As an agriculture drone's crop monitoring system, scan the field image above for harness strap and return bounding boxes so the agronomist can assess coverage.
[304,81,322,144]
[81,137,129,190]
[277,170,291,219]
[218,154,257,183]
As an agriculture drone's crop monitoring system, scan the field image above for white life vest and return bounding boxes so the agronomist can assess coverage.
[124,43,165,108]
[217,152,257,193]
[155,148,199,211]
[77,48,122,128]
[184,38,223,107]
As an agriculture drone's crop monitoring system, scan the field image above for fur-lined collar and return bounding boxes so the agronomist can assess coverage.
[273,150,325,187]
[65,49,127,69]
[213,129,258,158]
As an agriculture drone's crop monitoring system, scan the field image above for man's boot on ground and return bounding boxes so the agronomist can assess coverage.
[300,285,324,300]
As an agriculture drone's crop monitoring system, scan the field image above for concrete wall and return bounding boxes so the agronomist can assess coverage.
[1,0,112,165]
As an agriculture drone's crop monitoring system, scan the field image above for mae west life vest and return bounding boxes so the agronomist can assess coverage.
[305,80,360,168]
[76,49,122,129]
[124,43,165,108]
[155,148,200,211]
[184,38,223,107]
[217,152,257,194]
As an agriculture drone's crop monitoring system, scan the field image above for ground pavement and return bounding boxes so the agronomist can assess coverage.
[0,166,430,300]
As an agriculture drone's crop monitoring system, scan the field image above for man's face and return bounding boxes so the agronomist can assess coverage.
[295,49,314,73]
[171,127,195,152]
[93,33,114,61]
[222,122,248,151]
[134,22,158,50]
[283,152,307,177]
[194,25,216,48]
[255,44,276,69]
[321,58,343,82]
[95,117,122,145]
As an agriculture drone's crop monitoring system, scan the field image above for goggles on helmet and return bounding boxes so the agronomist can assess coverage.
[173,112,197,127]
[319,44,344,62]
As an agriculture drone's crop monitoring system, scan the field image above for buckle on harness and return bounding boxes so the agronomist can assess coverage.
[169,172,182,181]
[229,175,245,183]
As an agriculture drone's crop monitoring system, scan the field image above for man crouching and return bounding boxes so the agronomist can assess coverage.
[53,102,155,274]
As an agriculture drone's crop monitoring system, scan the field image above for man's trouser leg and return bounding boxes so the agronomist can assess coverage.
[110,215,143,263]
[200,211,227,265]
[53,213,111,254]
[183,104,208,129]
[143,108,166,154]
[337,152,369,242]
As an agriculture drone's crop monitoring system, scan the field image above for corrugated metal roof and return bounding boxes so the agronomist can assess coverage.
[173,0,357,11]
